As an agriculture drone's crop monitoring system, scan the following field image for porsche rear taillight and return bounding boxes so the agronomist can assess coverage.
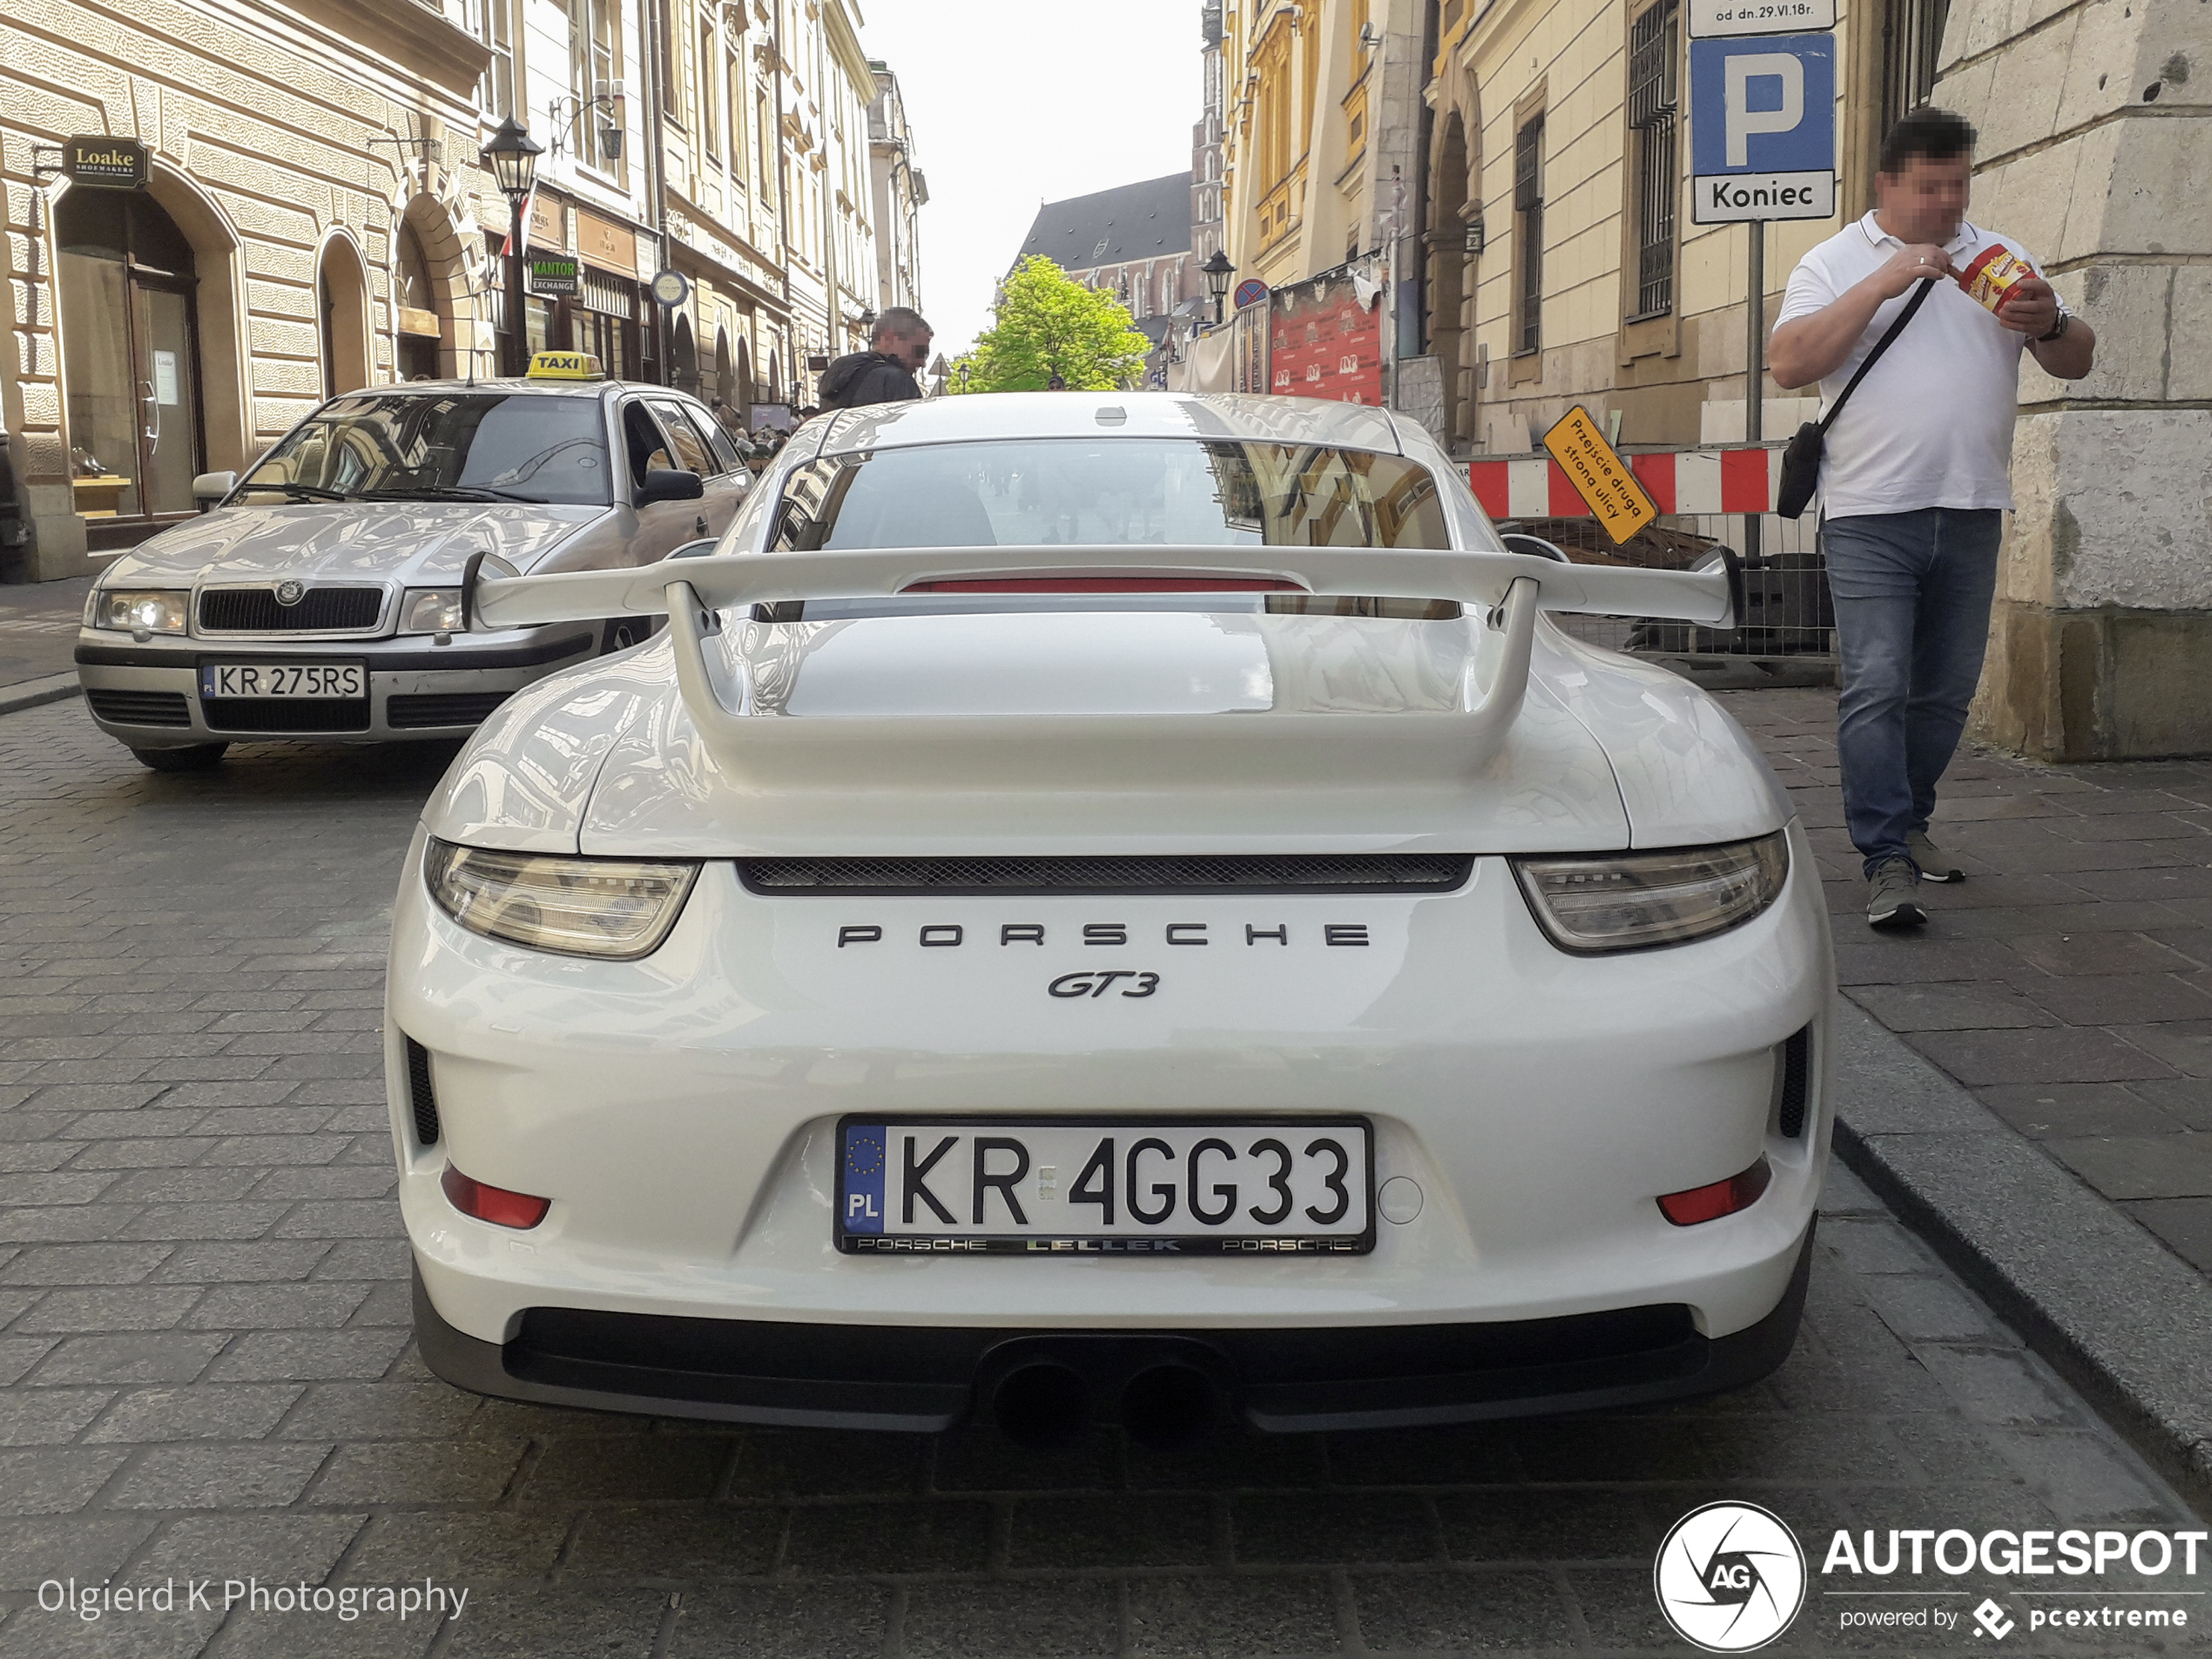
[442,1164,551,1230]
[1657,1158,1771,1226]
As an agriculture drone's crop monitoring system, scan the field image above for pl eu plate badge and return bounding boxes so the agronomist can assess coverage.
[844,1125,887,1233]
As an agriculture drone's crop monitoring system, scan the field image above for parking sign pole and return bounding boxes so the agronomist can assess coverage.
[1743,219,1764,565]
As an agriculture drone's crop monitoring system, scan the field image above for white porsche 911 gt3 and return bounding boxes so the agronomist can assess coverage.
[387,392,1833,1448]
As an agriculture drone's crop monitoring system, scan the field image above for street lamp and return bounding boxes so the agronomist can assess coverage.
[479,117,543,378]
[1202,249,1235,326]
[957,361,971,394]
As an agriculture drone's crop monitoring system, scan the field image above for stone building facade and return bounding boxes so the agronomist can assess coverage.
[1,0,916,582]
[867,62,926,320]
[1,0,493,579]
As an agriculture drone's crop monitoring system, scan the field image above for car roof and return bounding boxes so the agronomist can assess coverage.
[330,378,687,403]
[813,392,1407,456]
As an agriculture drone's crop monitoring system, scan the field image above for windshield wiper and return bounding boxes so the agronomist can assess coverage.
[358,485,545,505]
[248,482,353,502]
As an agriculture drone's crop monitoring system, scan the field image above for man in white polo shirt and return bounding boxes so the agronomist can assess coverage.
[1772,108,2095,930]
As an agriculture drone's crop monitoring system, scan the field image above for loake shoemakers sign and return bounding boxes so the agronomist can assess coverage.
[63,136,149,190]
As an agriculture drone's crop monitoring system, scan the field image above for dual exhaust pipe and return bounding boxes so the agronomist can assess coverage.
[982,1339,1231,1451]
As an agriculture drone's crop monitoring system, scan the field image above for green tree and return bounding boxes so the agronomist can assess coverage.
[955,257,1154,393]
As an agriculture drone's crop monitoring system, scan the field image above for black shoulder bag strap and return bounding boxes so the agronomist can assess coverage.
[1775,276,1938,519]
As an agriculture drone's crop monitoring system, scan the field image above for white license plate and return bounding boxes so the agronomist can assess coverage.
[836,1117,1374,1254]
[199,663,365,699]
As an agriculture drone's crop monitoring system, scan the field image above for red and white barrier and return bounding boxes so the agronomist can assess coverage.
[1469,444,1784,521]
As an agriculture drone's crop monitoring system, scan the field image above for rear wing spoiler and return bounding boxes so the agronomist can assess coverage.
[470,544,1737,632]
[467,547,1737,788]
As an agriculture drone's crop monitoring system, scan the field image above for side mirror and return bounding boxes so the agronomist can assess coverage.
[668,538,718,560]
[1499,531,1570,564]
[460,550,523,632]
[192,471,237,509]
[639,469,705,504]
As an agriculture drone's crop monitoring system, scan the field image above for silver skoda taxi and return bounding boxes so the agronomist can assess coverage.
[74,355,749,770]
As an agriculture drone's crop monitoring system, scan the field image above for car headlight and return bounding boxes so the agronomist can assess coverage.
[90,590,190,634]
[400,589,467,634]
[424,839,699,960]
[1511,833,1790,954]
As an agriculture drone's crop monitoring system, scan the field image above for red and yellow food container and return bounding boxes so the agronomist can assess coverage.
[1955,243,2034,315]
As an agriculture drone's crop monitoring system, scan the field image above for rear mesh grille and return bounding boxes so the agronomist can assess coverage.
[201,698,370,734]
[1777,1026,1812,1139]
[738,854,1476,896]
[387,692,512,730]
[199,587,383,632]
[86,689,192,727]
[405,1038,441,1147]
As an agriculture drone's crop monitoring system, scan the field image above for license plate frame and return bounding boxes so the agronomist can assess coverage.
[834,1115,1377,1256]
[199,662,368,700]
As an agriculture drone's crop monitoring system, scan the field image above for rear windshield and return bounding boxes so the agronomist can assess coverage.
[759,438,1452,621]
[775,439,1447,550]
[237,393,611,507]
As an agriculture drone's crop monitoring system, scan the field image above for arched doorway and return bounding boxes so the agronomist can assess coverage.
[1428,109,1474,446]
[669,313,698,395]
[56,186,206,528]
[318,235,371,399]
[395,221,443,381]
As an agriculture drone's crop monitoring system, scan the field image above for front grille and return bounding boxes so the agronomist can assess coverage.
[199,586,383,633]
[404,1037,441,1147]
[1777,1026,1812,1139]
[86,689,192,727]
[200,698,370,734]
[738,854,1476,897]
[387,692,512,730]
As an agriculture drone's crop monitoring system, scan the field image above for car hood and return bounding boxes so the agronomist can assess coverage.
[101,502,608,588]
[424,609,1791,858]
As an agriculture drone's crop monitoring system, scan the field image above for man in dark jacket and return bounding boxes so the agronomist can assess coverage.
[819,307,933,408]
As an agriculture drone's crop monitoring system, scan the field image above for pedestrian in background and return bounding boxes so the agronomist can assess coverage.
[821,307,934,408]
[1770,108,2096,930]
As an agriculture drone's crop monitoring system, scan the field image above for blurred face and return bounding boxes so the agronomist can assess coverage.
[877,327,931,369]
[1875,153,1973,246]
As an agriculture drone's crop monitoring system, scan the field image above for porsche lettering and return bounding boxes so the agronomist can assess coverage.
[833,923,1371,948]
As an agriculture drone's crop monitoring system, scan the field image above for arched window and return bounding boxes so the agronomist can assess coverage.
[318,239,371,399]
[395,222,442,381]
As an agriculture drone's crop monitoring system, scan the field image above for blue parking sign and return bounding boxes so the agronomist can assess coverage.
[1689,33,1837,222]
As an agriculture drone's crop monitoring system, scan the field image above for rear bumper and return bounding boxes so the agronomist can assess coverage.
[411,1222,1813,1435]
[74,629,598,745]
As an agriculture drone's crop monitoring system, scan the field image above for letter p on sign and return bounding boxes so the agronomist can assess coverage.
[1724,54,1804,166]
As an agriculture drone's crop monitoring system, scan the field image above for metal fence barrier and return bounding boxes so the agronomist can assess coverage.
[1497,510,1837,691]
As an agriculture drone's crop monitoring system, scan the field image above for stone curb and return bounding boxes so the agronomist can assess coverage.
[1829,998,2212,1517]
[0,672,80,718]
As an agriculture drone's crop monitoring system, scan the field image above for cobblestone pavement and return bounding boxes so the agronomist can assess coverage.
[0,579,91,691]
[0,697,2203,1657]
[1726,688,2212,1289]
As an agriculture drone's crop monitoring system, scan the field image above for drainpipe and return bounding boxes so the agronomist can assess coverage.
[641,0,670,382]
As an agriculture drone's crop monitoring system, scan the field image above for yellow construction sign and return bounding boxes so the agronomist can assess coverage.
[1542,405,1658,545]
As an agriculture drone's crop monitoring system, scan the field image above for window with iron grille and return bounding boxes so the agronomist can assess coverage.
[1879,0,1952,139]
[1514,115,1544,354]
[1629,0,1680,318]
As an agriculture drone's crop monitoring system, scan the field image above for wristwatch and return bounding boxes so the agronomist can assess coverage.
[2037,312,2071,343]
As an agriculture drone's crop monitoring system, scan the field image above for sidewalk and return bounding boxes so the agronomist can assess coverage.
[0,576,91,691]
[1725,685,2212,1494]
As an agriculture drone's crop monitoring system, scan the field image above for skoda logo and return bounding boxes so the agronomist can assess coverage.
[1653,1502,1805,1652]
[274,580,306,607]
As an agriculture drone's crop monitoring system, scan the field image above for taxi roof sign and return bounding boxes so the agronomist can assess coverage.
[1541,405,1659,546]
[527,351,604,381]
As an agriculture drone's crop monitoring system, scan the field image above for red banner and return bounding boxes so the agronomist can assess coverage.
[1267,271,1382,405]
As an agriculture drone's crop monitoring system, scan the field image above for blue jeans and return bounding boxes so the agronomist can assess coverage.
[1822,509,2003,877]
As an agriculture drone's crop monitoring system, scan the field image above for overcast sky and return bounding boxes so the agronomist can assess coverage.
[854,0,1204,362]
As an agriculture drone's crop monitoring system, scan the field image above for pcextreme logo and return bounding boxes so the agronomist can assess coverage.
[1654,1502,1809,1652]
